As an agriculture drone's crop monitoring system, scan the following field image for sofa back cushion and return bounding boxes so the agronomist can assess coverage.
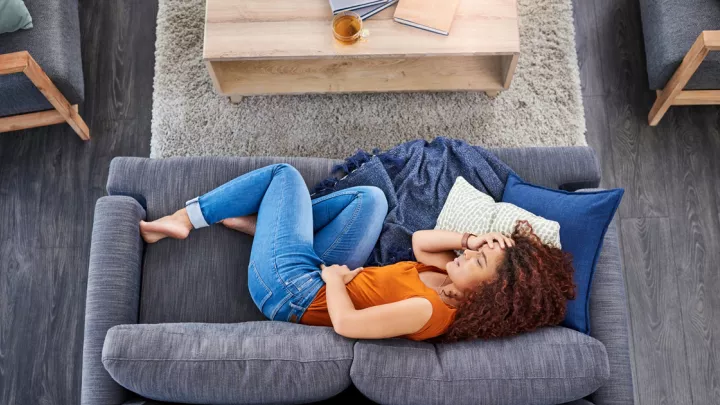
[350,327,609,405]
[102,322,354,404]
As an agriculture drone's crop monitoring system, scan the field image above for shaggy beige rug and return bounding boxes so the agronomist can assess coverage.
[151,0,586,159]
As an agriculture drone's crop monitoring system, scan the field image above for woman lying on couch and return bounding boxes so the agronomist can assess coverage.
[139,163,575,342]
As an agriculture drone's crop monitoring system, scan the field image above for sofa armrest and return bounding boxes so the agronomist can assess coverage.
[81,196,146,405]
[587,220,635,405]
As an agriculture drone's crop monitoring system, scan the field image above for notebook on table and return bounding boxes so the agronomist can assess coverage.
[393,0,461,35]
[330,0,389,14]
[355,0,398,20]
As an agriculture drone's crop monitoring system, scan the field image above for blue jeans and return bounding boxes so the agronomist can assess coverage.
[185,164,388,322]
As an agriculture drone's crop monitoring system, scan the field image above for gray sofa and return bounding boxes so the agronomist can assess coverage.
[639,0,720,90]
[82,147,634,405]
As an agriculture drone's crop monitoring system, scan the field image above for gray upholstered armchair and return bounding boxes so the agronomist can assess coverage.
[639,0,720,125]
[0,0,89,139]
[82,147,634,405]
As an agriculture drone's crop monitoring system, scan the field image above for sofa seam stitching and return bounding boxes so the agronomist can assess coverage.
[351,374,605,382]
[357,342,604,349]
[102,357,353,363]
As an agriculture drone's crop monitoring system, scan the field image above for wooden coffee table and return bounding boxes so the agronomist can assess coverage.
[203,0,519,102]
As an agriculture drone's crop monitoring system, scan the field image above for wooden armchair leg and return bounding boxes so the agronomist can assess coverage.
[0,105,78,132]
[649,31,720,126]
[62,103,90,140]
[0,51,90,140]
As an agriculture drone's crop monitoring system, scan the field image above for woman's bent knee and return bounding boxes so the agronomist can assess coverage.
[349,186,388,234]
[271,163,298,175]
[357,186,389,217]
[269,163,305,185]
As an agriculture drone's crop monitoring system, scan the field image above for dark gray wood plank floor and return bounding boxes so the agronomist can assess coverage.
[620,218,693,404]
[0,0,156,403]
[579,1,720,404]
[0,0,718,404]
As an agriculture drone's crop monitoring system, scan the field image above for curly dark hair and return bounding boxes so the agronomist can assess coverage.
[439,221,576,342]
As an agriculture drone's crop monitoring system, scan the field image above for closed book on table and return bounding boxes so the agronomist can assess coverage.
[393,0,461,36]
[330,0,388,14]
[355,0,398,20]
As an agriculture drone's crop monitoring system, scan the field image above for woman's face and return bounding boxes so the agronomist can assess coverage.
[446,245,506,292]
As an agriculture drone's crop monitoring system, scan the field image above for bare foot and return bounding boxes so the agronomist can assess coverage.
[140,209,193,243]
[222,215,257,236]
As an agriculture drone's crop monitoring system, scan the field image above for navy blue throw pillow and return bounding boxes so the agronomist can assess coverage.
[501,173,623,334]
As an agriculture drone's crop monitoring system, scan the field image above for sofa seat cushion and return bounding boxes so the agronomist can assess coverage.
[102,322,355,405]
[0,0,83,117]
[639,0,720,90]
[0,72,54,117]
[350,327,609,405]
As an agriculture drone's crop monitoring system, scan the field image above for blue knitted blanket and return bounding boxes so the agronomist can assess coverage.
[312,137,515,266]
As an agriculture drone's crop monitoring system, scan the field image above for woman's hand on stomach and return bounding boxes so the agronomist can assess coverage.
[320,264,433,339]
[321,264,363,285]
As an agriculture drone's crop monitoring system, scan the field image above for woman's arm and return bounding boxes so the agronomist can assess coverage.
[321,265,433,339]
[412,230,514,270]
[412,230,466,270]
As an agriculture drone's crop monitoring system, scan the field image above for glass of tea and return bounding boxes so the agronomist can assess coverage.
[332,11,364,44]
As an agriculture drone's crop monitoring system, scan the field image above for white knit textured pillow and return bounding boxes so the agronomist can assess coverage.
[435,177,561,248]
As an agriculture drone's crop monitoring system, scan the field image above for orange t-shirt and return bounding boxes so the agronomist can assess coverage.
[300,261,457,341]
